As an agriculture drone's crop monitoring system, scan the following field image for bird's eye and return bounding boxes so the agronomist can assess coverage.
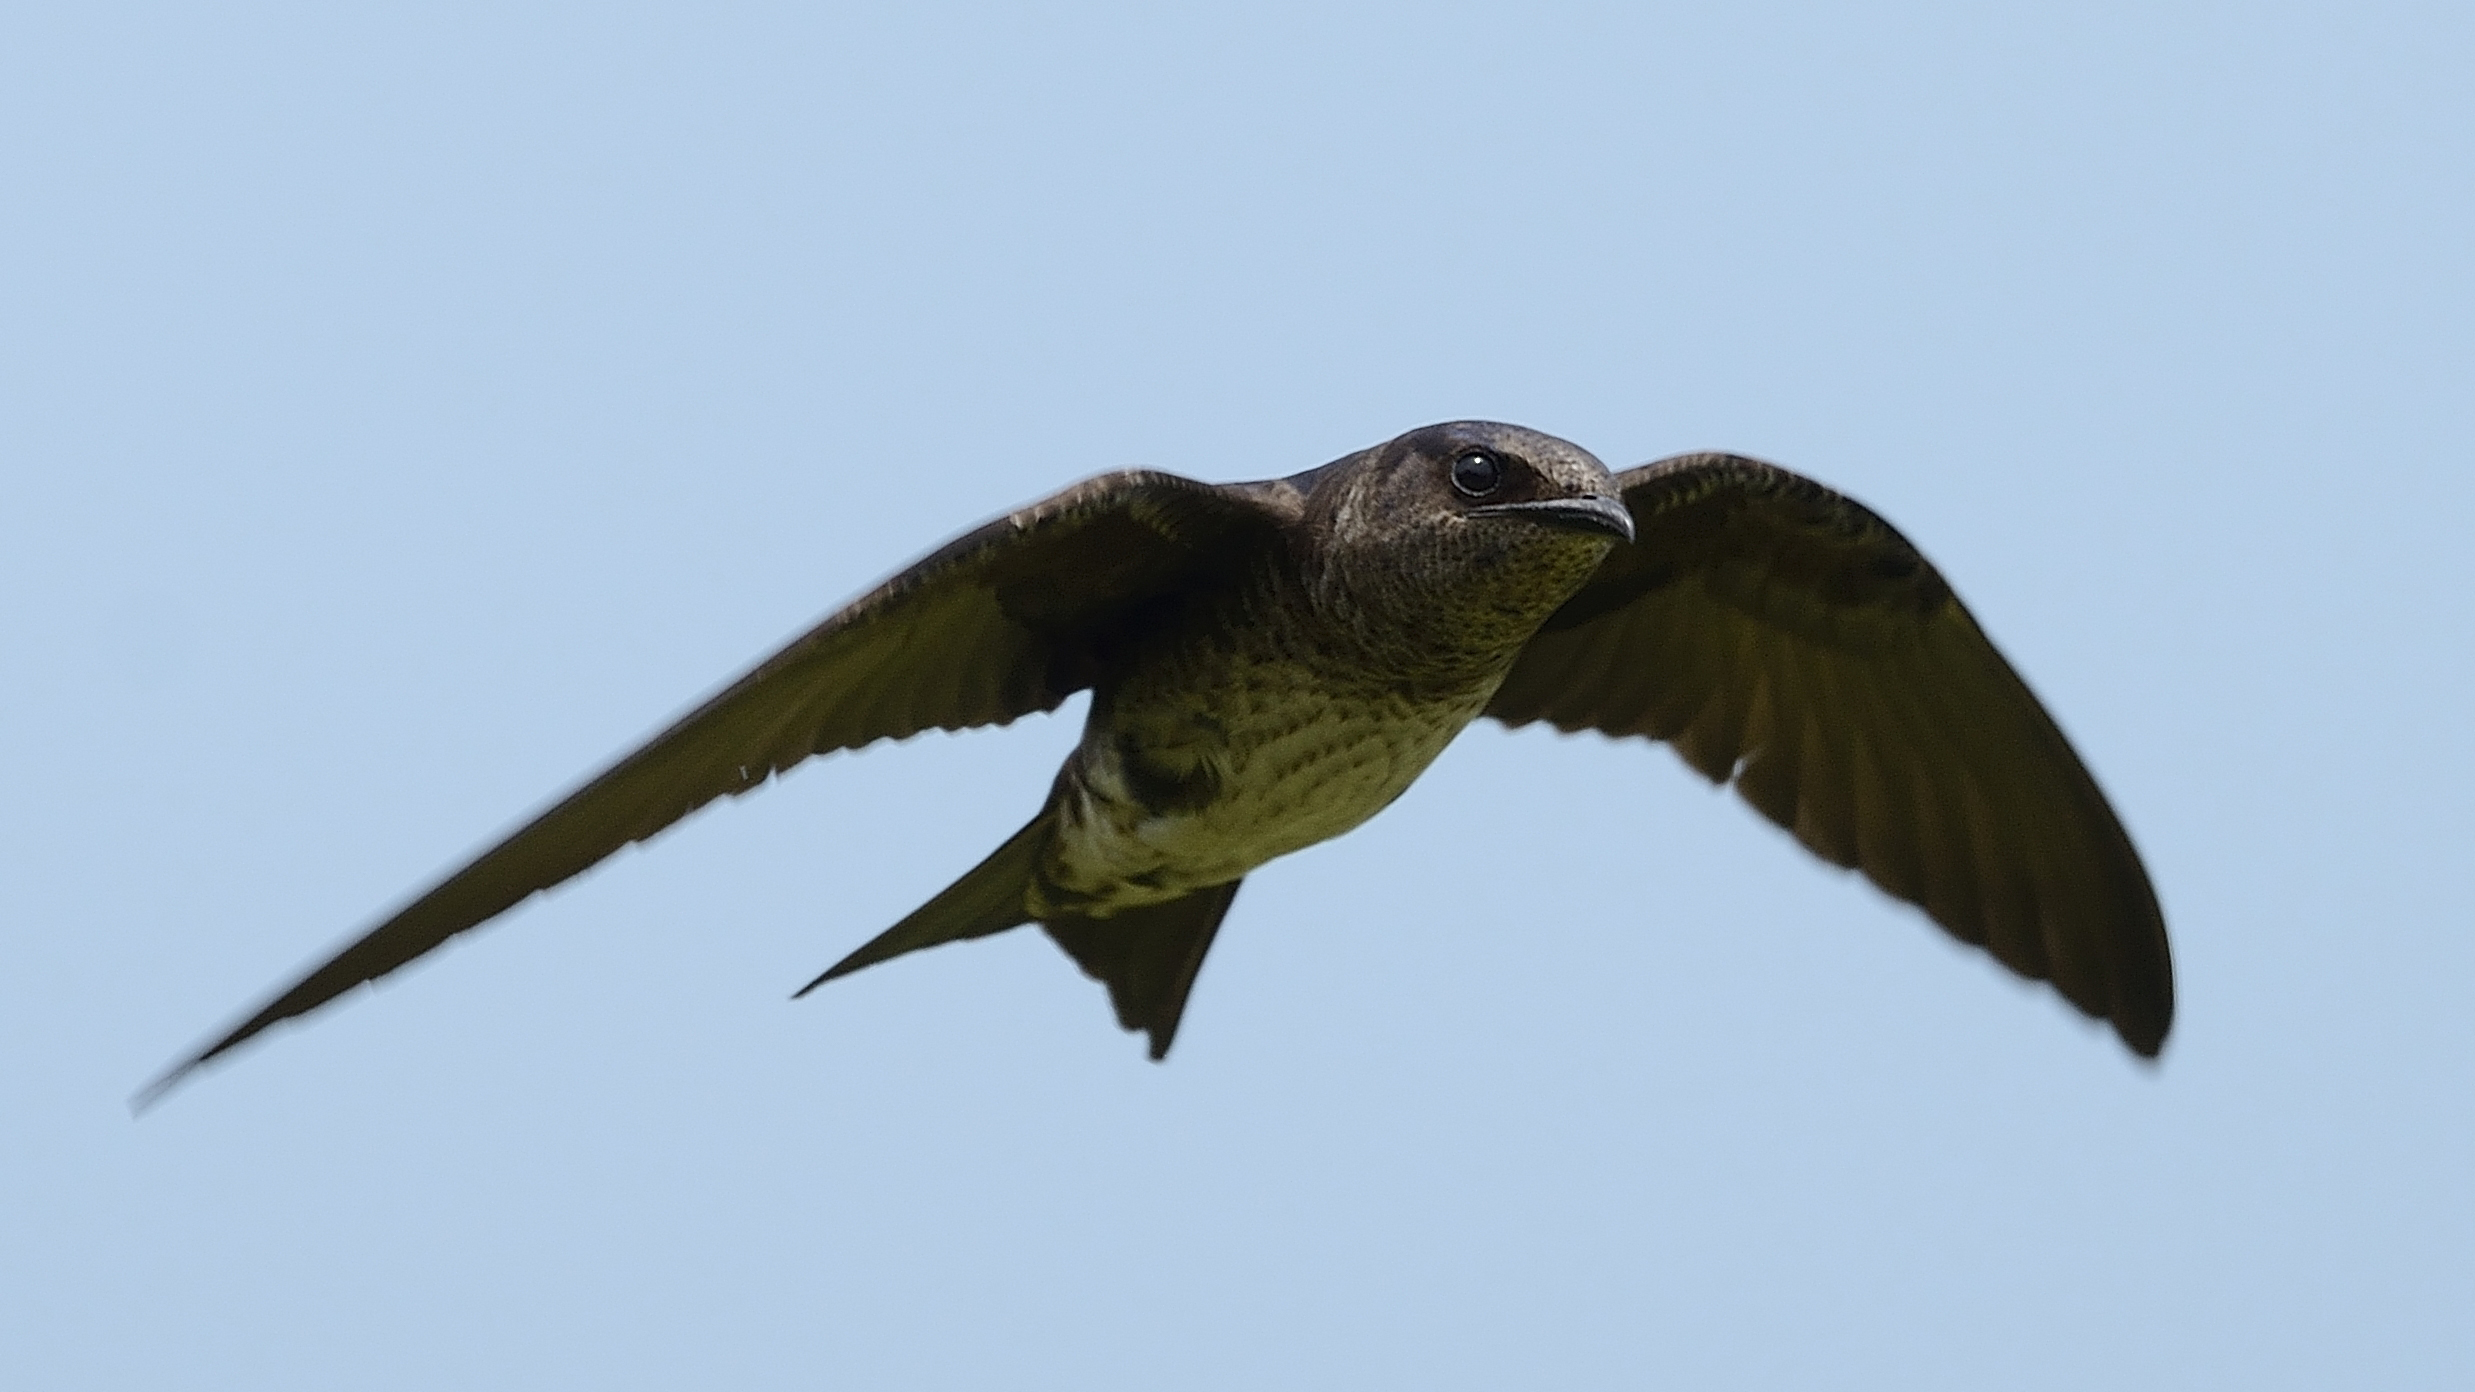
[1450,450,1506,499]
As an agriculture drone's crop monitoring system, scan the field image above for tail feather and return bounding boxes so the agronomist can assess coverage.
[797,812,1242,1061]
[1044,879,1242,1060]
[794,814,1047,996]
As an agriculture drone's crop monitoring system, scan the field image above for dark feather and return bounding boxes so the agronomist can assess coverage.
[794,814,1051,995]
[141,473,1296,1101]
[1486,453,2172,1055]
[1042,880,1243,1060]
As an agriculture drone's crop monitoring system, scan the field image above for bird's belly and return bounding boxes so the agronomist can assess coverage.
[1044,683,1487,915]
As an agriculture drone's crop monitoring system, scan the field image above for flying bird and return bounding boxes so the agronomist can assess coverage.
[144,421,2170,1102]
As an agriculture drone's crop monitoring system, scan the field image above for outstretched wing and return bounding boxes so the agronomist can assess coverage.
[1486,453,2171,1056]
[146,471,1298,1099]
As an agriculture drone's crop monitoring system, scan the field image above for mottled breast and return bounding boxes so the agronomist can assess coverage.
[1035,649,1495,918]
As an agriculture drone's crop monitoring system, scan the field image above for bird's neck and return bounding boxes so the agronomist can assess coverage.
[1295,540,1606,697]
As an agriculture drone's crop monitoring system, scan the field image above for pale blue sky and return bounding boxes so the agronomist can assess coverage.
[5,3,2470,1387]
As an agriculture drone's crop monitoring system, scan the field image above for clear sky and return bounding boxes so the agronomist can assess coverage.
[5,3,2470,1387]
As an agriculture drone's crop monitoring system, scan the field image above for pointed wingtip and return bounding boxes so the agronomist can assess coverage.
[789,963,844,999]
[2113,980,2172,1062]
[129,1058,200,1116]
[127,994,316,1115]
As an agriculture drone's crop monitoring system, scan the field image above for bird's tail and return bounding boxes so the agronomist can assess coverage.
[1044,878,1241,1060]
[794,813,1050,994]
[794,810,1241,1060]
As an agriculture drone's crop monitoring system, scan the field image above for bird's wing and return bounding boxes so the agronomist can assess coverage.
[1484,453,2171,1056]
[146,470,1298,1098]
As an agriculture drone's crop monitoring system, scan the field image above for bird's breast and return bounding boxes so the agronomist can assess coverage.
[1036,652,1493,917]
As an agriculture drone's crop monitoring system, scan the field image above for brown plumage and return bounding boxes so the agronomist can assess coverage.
[142,422,2168,1104]
[1487,454,2170,1053]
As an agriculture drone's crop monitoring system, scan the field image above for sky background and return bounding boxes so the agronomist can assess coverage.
[5,2,2471,1387]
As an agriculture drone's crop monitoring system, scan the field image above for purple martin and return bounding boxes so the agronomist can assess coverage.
[143,421,2170,1102]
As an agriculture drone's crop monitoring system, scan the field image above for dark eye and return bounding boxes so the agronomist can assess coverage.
[1450,449,1506,499]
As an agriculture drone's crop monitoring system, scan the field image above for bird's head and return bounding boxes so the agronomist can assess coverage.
[1302,421,1633,675]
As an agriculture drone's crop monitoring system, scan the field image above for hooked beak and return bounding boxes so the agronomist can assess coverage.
[1468,493,1636,544]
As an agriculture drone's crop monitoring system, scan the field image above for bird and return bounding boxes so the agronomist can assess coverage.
[142,421,2171,1103]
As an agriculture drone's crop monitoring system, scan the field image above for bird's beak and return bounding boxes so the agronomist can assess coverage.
[1469,493,1637,543]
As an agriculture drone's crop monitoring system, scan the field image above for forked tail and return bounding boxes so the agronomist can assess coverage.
[795,814,1049,994]
[796,813,1243,1059]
